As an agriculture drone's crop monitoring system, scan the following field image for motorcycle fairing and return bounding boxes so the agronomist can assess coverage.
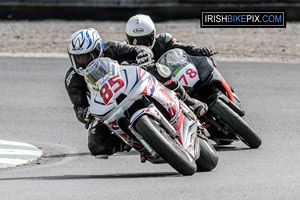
[88,62,201,163]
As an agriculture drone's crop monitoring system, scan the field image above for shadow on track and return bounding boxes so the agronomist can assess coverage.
[44,150,140,159]
[44,152,91,158]
[0,172,181,181]
[213,145,252,152]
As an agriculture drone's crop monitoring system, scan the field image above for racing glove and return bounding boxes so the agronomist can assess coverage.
[136,52,152,66]
[194,47,213,56]
[75,106,91,124]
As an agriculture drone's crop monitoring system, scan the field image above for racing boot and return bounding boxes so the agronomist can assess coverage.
[88,120,131,159]
[173,83,208,118]
[154,63,208,118]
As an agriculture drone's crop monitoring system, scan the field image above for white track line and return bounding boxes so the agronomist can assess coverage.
[0,52,298,64]
[0,140,37,147]
[0,52,67,58]
[0,158,32,165]
[0,149,43,156]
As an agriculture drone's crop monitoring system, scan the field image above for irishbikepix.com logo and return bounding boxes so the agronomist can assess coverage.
[201,11,286,28]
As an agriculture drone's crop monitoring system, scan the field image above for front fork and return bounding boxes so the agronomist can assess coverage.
[208,92,245,117]
[128,104,179,158]
[199,91,245,138]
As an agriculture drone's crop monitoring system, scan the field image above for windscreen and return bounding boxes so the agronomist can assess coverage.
[157,48,193,74]
[84,57,119,89]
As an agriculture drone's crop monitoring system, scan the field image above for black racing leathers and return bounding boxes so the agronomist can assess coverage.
[65,69,89,124]
[152,33,210,61]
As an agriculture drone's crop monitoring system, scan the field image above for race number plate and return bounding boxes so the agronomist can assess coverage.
[174,63,199,87]
[99,75,125,105]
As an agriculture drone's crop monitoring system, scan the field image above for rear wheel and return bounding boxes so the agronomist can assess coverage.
[196,138,219,172]
[134,115,197,175]
[210,99,262,148]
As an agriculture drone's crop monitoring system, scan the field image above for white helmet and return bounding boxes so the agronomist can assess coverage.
[67,28,104,76]
[126,14,156,49]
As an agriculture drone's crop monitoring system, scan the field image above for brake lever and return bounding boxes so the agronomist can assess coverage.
[208,51,219,57]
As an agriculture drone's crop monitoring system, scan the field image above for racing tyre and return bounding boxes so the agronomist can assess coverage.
[196,138,219,172]
[134,115,197,175]
[210,99,262,148]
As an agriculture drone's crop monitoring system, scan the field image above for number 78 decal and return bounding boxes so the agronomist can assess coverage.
[174,63,200,87]
[100,75,125,104]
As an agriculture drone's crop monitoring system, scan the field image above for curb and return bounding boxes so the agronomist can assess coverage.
[0,140,43,169]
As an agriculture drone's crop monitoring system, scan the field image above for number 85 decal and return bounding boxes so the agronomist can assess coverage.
[175,63,200,87]
[100,75,125,105]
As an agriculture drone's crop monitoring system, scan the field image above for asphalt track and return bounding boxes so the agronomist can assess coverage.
[0,56,299,200]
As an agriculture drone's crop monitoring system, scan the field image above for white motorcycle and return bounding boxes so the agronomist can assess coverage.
[85,57,218,175]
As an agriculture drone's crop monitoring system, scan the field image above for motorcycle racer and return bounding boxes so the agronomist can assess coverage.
[125,14,213,62]
[65,28,208,158]
[65,28,153,157]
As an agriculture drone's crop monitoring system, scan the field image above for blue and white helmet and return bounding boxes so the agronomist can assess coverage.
[67,28,104,76]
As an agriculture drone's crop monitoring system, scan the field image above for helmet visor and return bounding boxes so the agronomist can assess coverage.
[73,53,93,70]
[127,31,155,48]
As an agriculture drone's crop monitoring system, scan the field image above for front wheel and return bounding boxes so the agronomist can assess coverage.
[134,115,197,175]
[210,99,262,148]
[196,138,219,172]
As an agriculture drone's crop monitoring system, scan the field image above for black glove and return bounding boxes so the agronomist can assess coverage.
[75,106,90,124]
[83,107,95,129]
[195,47,213,56]
[83,107,91,122]
[136,52,152,66]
